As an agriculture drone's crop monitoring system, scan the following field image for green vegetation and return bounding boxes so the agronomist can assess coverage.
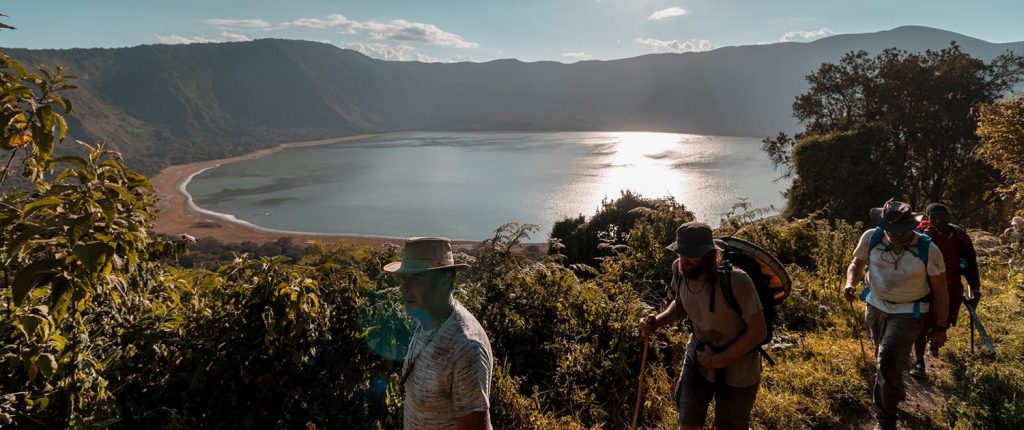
[764,43,1024,229]
[4,25,1024,429]
[976,93,1024,206]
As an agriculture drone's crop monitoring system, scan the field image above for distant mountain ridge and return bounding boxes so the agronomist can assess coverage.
[5,26,1023,173]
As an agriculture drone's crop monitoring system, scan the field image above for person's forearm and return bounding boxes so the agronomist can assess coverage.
[456,410,489,430]
[964,248,982,292]
[931,273,949,326]
[716,312,767,364]
[654,300,685,327]
[846,261,866,288]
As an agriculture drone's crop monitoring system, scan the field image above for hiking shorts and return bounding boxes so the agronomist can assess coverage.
[676,354,759,430]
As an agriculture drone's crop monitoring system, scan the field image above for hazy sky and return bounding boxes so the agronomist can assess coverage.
[3,0,1022,63]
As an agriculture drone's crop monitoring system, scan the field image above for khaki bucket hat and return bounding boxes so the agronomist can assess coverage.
[383,237,470,274]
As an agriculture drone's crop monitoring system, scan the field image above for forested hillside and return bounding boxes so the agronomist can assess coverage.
[5,26,1023,173]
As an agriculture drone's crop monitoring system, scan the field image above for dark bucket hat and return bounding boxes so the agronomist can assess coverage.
[665,221,721,258]
[869,200,919,233]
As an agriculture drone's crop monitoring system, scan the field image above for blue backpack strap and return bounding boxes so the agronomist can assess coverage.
[914,233,933,319]
[916,234,931,266]
[860,227,886,302]
[869,227,885,251]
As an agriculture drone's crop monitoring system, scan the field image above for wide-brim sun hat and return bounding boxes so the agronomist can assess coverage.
[665,221,722,258]
[869,200,920,233]
[384,237,470,274]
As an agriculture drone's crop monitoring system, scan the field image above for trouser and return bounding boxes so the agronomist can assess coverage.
[866,304,921,428]
[675,353,759,430]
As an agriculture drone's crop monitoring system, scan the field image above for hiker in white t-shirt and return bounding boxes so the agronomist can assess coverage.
[844,200,948,430]
[1000,216,1023,250]
[385,237,493,430]
[639,222,767,430]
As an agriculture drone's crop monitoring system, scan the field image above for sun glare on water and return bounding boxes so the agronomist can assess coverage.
[585,131,716,218]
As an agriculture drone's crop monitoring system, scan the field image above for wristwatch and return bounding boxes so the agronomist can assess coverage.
[932,324,948,333]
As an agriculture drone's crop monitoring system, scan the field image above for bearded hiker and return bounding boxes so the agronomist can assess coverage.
[639,222,767,430]
[386,237,493,430]
[844,200,948,430]
[910,203,981,379]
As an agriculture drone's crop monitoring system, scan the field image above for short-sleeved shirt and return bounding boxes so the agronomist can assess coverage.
[672,260,764,387]
[402,299,493,429]
[852,229,945,314]
[1005,227,1023,249]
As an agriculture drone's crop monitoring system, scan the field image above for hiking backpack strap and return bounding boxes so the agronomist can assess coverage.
[914,233,931,267]
[869,226,885,251]
[856,228,888,303]
[717,264,776,366]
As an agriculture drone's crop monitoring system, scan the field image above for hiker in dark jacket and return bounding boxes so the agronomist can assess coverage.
[844,200,948,430]
[911,203,981,379]
[639,222,767,430]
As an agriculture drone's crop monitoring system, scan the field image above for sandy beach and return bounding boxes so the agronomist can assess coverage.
[150,135,406,246]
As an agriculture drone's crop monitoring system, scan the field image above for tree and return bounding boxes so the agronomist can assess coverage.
[976,93,1024,206]
[764,43,1024,228]
[548,191,693,270]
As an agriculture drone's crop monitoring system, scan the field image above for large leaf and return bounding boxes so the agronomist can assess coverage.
[102,183,135,201]
[48,277,73,322]
[33,106,55,160]
[17,314,48,339]
[21,196,63,220]
[52,155,88,169]
[4,224,45,259]
[36,353,57,379]
[72,241,114,275]
[11,258,58,305]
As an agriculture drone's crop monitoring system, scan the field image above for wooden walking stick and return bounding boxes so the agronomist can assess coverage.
[847,299,869,364]
[630,335,651,430]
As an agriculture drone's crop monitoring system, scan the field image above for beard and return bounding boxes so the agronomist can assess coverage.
[681,265,707,279]
[679,250,721,280]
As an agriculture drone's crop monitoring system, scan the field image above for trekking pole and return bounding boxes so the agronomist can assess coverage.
[970,313,976,354]
[630,334,651,430]
[966,291,976,355]
[847,300,869,364]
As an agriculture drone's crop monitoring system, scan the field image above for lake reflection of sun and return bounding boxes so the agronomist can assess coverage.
[588,131,696,211]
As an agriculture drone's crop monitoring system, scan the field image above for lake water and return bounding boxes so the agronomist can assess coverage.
[185,132,789,240]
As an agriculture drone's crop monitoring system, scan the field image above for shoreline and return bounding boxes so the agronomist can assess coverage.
[150,134,465,247]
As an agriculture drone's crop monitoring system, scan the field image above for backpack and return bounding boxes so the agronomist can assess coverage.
[715,236,791,365]
[673,236,791,365]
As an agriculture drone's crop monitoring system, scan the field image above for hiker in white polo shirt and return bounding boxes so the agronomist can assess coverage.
[385,237,493,430]
[844,200,948,430]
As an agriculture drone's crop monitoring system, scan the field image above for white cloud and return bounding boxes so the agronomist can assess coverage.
[153,34,218,44]
[562,52,593,62]
[282,14,361,33]
[219,31,252,42]
[339,42,449,63]
[635,38,716,53]
[283,14,478,48]
[153,32,250,45]
[201,18,270,28]
[779,27,837,42]
[648,7,688,21]
[365,20,478,48]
